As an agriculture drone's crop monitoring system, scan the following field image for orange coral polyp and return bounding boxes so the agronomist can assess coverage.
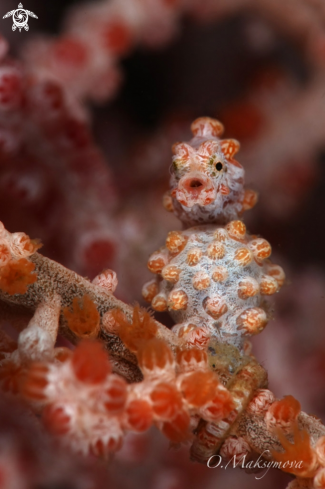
[90,435,123,457]
[21,362,49,400]
[71,340,111,384]
[63,294,100,339]
[162,409,191,443]
[203,388,235,420]
[103,375,127,413]
[19,235,42,255]
[0,243,11,266]
[272,423,318,478]
[0,258,37,295]
[137,338,173,371]
[181,371,219,407]
[126,399,153,432]
[270,395,301,424]
[111,305,157,353]
[42,404,71,435]
[176,347,208,367]
[150,383,183,420]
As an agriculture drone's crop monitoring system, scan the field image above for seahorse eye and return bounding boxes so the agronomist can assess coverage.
[215,162,223,171]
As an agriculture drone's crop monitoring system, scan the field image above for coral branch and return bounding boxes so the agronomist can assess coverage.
[0,247,324,461]
[237,410,325,463]
[0,251,178,382]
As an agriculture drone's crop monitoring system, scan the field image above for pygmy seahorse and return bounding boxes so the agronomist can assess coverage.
[143,117,285,352]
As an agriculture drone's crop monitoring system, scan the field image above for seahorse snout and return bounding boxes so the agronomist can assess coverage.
[175,173,216,207]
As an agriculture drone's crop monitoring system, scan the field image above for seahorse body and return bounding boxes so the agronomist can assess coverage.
[143,117,285,351]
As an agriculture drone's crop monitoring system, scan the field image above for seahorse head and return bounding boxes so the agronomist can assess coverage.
[168,117,254,227]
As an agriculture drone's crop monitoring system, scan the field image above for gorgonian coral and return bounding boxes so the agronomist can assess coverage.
[0,114,324,489]
[2,2,325,486]
[22,335,234,454]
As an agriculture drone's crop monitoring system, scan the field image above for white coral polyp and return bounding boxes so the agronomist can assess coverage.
[92,269,118,292]
[18,326,54,362]
[10,232,34,258]
[220,435,251,461]
[247,389,275,415]
[0,222,38,263]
